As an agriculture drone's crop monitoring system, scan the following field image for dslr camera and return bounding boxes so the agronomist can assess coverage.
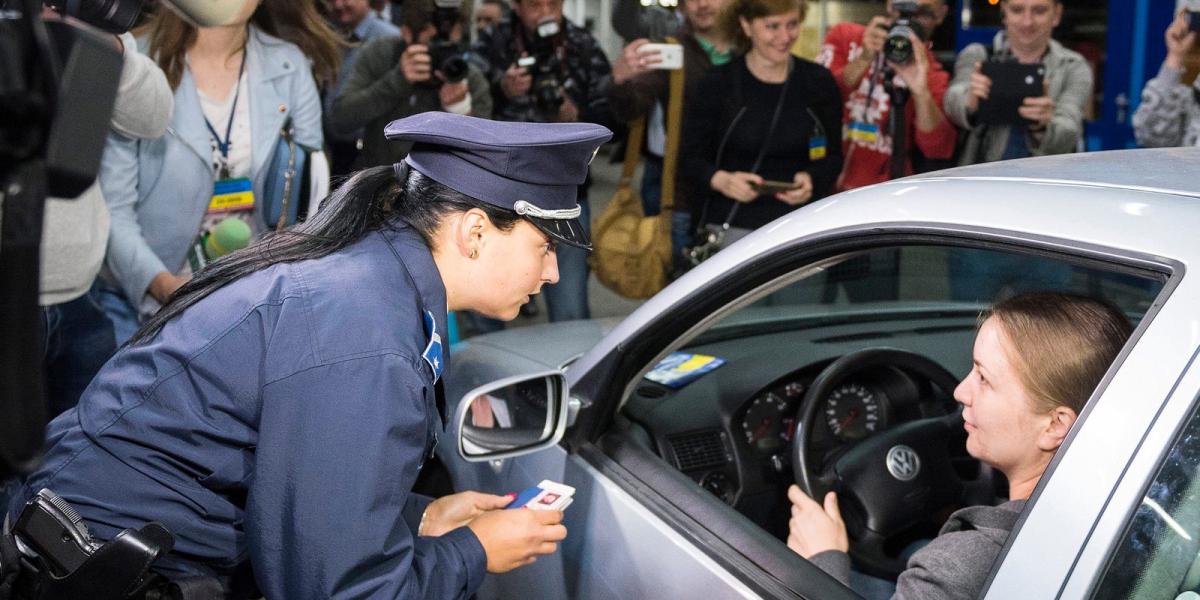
[518,16,574,118]
[883,0,926,65]
[426,0,469,84]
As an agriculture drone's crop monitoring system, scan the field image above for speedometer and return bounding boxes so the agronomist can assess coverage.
[742,392,787,452]
[823,383,886,442]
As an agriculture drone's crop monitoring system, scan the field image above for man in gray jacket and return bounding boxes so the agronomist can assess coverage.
[39,29,173,416]
[330,0,492,169]
[943,0,1092,164]
[1133,10,1200,148]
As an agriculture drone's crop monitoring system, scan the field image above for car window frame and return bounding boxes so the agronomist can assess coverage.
[564,224,1179,598]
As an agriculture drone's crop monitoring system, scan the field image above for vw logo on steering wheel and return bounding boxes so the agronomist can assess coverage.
[886,445,921,481]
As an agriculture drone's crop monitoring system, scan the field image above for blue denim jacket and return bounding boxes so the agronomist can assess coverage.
[99,26,323,308]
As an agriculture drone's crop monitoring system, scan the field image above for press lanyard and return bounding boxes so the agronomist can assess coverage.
[203,53,246,179]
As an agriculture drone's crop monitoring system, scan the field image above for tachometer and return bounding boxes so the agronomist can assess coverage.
[823,383,885,442]
[742,392,788,452]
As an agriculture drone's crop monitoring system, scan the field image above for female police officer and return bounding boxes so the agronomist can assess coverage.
[7,112,611,598]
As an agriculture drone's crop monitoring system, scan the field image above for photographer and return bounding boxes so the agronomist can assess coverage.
[943,0,1091,164]
[608,0,732,268]
[1133,10,1200,148]
[816,0,954,191]
[472,0,613,322]
[331,0,492,169]
[323,0,401,176]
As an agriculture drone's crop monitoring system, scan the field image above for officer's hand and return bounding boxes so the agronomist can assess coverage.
[965,61,991,115]
[710,170,763,203]
[401,44,432,83]
[469,508,567,572]
[557,95,579,122]
[859,15,891,62]
[502,59,533,98]
[421,491,514,537]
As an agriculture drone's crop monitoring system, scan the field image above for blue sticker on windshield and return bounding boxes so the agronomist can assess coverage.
[422,310,444,383]
[644,352,726,389]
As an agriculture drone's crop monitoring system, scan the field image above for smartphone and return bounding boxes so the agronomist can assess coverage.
[753,180,800,194]
[1189,11,1200,33]
[977,62,1045,126]
[638,43,683,70]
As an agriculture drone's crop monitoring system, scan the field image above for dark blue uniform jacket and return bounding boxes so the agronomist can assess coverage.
[10,224,487,598]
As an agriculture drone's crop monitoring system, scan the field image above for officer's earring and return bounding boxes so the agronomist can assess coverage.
[469,248,479,259]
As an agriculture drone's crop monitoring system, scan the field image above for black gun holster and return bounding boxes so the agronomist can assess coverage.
[0,490,179,600]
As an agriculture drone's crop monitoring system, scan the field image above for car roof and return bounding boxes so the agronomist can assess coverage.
[715,147,1200,268]
[924,147,1200,199]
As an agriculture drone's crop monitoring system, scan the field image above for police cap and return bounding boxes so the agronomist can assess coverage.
[384,113,612,250]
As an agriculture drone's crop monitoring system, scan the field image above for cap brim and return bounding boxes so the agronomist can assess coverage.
[526,215,591,250]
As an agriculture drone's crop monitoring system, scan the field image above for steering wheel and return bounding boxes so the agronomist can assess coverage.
[791,348,970,578]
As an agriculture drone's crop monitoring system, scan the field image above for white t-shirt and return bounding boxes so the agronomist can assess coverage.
[197,67,252,179]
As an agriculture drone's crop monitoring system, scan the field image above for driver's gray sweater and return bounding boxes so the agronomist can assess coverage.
[810,499,1026,600]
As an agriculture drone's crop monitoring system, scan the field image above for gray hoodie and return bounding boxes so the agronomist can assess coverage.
[811,499,1027,600]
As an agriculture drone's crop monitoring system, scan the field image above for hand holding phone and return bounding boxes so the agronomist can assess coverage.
[753,179,802,194]
[638,43,683,70]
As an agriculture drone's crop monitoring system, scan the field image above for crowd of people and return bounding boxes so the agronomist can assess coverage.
[36,0,1200,414]
[10,0,1199,596]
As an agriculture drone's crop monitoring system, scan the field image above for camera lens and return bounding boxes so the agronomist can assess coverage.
[534,76,563,114]
[440,56,468,84]
[884,23,916,64]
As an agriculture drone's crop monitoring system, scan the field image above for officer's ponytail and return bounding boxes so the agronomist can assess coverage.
[131,163,519,345]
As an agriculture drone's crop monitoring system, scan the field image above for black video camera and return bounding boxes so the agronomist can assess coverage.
[43,0,141,33]
[883,0,926,65]
[427,0,468,84]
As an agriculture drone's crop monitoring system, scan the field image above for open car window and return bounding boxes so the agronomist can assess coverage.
[611,241,1166,591]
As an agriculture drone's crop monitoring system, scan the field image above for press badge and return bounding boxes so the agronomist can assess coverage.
[208,178,255,213]
[809,136,827,160]
[848,122,879,144]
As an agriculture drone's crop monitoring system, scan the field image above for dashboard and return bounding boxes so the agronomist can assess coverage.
[618,313,977,534]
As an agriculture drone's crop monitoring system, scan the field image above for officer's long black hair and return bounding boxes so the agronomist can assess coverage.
[130,163,521,345]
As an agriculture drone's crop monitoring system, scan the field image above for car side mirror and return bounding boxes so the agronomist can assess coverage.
[455,370,569,462]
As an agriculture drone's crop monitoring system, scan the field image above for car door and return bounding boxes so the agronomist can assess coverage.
[443,221,1175,599]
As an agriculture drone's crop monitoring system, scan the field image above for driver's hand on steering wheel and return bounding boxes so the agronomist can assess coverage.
[786,485,849,559]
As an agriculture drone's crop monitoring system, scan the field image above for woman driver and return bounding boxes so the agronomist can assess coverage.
[9,113,611,598]
[786,292,1133,599]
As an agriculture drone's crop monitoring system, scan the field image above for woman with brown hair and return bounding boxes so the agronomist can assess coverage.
[680,0,843,249]
[787,291,1133,599]
[94,0,342,345]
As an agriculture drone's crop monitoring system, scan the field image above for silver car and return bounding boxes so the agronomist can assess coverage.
[439,148,1200,599]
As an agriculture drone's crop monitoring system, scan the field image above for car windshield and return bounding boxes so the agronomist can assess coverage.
[691,245,1162,347]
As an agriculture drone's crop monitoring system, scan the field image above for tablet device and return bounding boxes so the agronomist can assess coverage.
[977,62,1045,126]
